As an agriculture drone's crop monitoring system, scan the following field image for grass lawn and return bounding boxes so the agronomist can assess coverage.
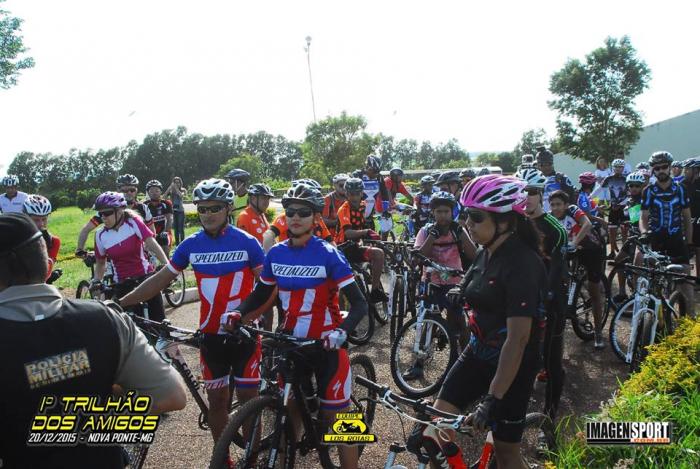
[49,207,198,294]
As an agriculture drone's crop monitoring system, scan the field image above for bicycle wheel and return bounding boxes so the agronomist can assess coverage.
[630,311,653,373]
[165,270,186,307]
[76,280,92,299]
[519,412,556,465]
[121,444,149,469]
[365,268,389,326]
[390,314,457,398]
[209,395,296,469]
[668,290,688,319]
[609,298,636,362]
[390,275,405,341]
[607,263,634,307]
[570,277,612,342]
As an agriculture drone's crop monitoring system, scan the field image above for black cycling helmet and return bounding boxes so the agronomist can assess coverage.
[116,174,139,187]
[344,177,364,194]
[225,168,251,181]
[436,171,460,185]
[420,175,435,186]
[281,183,325,212]
[671,160,683,168]
[389,167,404,178]
[636,161,650,170]
[429,191,457,209]
[683,157,700,169]
[649,151,673,166]
[365,154,381,171]
[459,168,476,179]
[477,168,491,176]
[247,183,274,197]
[535,147,554,165]
[145,179,163,191]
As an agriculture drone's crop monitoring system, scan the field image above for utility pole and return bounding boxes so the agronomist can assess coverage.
[304,36,317,122]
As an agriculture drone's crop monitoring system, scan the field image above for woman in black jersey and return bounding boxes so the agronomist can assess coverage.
[434,175,546,469]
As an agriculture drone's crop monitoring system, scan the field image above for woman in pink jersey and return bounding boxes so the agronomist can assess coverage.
[92,192,169,321]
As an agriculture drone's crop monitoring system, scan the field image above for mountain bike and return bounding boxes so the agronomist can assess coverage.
[390,251,464,398]
[75,252,115,300]
[209,326,377,469]
[376,203,417,243]
[608,258,697,372]
[355,376,555,469]
[564,247,613,341]
[147,252,186,307]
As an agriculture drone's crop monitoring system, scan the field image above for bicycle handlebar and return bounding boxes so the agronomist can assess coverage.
[410,250,465,276]
[622,262,700,284]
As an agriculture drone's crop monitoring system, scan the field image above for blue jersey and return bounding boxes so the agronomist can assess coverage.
[260,236,355,339]
[577,192,599,217]
[673,175,685,184]
[168,225,265,333]
[641,181,689,235]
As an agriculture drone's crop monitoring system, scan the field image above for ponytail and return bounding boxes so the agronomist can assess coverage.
[492,212,544,257]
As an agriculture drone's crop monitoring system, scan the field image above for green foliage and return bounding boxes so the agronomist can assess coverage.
[216,153,264,181]
[75,189,102,211]
[549,36,651,163]
[0,0,34,89]
[553,319,700,468]
[475,151,518,173]
[513,128,559,157]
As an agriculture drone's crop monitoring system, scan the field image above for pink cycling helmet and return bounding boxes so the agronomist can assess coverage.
[94,191,127,210]
[578,171,596,185]
[460,175,527,215]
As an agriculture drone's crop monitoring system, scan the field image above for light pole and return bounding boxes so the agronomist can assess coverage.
[304,36,317,122]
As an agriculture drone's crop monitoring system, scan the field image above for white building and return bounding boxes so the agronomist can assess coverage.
[554,108,700,177]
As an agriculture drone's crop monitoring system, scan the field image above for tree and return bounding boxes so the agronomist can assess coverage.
[549,36,651,163]
[216,153,263,182]
[300,112,378,183]
[0,0,34,89]
[513,128,557,157]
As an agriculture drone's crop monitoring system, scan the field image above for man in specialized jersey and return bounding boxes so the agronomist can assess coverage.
[120,178,264,449]
[75,174,154,255]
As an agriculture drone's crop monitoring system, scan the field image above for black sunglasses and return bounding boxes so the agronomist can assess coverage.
[197,205,226,214]
[285,207,314,219]
[653,164,669,172]
[526,188,542,196]
[98,210,115,218]
[628,183,643,189]
[466,208,487,223]
[121,188,138,193]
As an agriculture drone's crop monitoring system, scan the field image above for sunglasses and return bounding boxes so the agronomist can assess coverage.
[285,207,314,219]
[653,164,669,172]
[466,208,487,224]
[628,184,642,189]
[122,188,138,193]
[197,205,226,214]
[98,210,115,218]
[526,188,542,196]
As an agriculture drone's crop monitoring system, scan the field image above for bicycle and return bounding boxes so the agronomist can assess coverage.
[147,252,186,308]
[564,247,613,342]
[355,376,556,469]
[376,203,417,243]
[209,325,377,469]
[390,251,464,398]
[608,254,697,372]
[75,252,115,300]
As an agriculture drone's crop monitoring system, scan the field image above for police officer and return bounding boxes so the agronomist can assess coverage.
[0,213,186,468]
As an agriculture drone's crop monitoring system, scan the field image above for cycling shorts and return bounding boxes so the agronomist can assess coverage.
[113,274,165,322]
[650,231,690,264]
[437,349,539,443]
[607,206,629,228]
[577,246,605,283]
[338,242,371,264]
[200,334,262,390]
[283,346,352,410]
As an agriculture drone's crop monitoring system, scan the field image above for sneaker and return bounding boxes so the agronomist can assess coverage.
[369,288,389,303]
[402,363,424,381]
[594,332,605,350]
[536,369,548,382]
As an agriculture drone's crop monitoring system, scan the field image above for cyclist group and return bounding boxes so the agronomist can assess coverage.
[1,145,698,468]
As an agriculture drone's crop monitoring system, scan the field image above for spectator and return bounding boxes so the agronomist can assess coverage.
[164,176,187,245]
[594,157,611,185]
[0,213,186,468]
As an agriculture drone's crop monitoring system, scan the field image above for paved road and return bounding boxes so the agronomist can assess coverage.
[144,301,628,468]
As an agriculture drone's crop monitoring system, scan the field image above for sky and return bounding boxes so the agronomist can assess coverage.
[1,0,700,175]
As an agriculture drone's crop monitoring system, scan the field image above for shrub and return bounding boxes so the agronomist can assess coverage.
[50,190,73,209]
[75,189,102,211]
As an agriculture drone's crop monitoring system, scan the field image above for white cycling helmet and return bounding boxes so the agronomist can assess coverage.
[2,175,20,186]
[612,158,625,168]
[23,195,52,216]
[626,172,646,185]
[514,167,546,190]
[192,178,235,204]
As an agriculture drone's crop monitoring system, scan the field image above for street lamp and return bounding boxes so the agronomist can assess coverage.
[304,36,317,122]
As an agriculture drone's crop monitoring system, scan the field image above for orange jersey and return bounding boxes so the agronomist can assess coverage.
[236,206,270,243]
[335,201,367,243]
[270,214,333,242]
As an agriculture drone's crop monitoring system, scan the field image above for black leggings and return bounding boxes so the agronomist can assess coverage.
[543,288,566,420]
[113,275,165,322]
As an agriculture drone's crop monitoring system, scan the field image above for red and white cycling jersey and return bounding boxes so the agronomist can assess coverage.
[260,236,354,339]
[94,216,154,282]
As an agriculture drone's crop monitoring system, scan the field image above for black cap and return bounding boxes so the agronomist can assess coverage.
[0,213,42,256]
